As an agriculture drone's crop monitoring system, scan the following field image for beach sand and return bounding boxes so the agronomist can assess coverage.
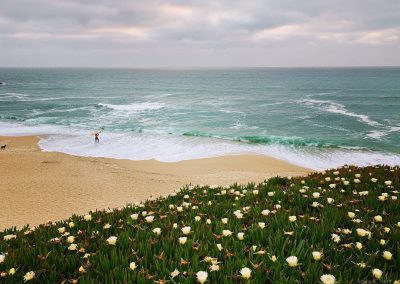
[0,136,312,230]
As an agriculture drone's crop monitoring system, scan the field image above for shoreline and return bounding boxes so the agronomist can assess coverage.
[0,135,312,230]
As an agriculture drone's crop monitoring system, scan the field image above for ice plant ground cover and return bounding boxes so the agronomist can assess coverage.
[0,166,399,283]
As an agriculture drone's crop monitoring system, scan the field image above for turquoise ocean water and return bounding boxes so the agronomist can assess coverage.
[0,67,399,170]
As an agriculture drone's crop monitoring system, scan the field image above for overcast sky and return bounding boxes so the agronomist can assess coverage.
[0,0,399,67]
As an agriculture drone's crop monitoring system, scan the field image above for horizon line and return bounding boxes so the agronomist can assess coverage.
[0,65,399,69]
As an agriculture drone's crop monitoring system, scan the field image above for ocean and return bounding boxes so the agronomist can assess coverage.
[0,67,399,170]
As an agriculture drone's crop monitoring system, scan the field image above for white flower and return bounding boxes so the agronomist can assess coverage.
[3,234,17,241]
[312,192,320,198]
[106,236,117,245]
[327,198,334,204]
[271,255,277,262]
[79,266,86,273]
[286,256,298,267]
[68,222,75,228]
[237,232,245,240]
[268,191,275,196]
[333,171,339,175]
[145,215,154,223]
[258,222,265,229]
[374,215,383,222]
[130,213,139,220]
[222,230,232,237]
[234,212,243,219]
[312,251,322,261]
[343,180,349,185]
[342,229,352,235]
[129,262,137,271]
[325,177,331,181]
[372,268,383,279]
[358,262,367,268]
[371,178,377,183]
[23,271,35,282]
[177,206,183,212]
[355,174,361,178]
[289,216,297,222]
[356,228,367,237]
[83,214,92,221]
[181,226,191,235]
[103,223,111,229]
[141,211,148,216]
[195,216,201,222]
[0,254,5,264]
[354,179,360,183]
[320,274,336,284]
[173,223,178,229]
[262,209,270,216]
[67,236,75,243]
[253,190,259,195]
[184,194,189,199]
[385,180,392,186]
[378,195,387,201]
[383,251,392,260]
[171,269,180,278]
[210,264,220,271]
[196,271,208,283]
[348,212,355,218]
[356,242,363,250]
[331,233,340,243]
[221,218,228,224]
[311,202,320,208]
[153,228,161,235]
[68,243,77,251]
[206,219,212,224]
[240,267,252,279]
[216,243,223,251]
[384,227,390,233]
[179,237,187,244]
[329,184,336,189]
[58,227,65,234]
[9,268,16,275]
[380,239,386,245]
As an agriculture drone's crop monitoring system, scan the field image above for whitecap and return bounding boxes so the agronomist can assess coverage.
[299,99,382,127]
[98,102,166,112]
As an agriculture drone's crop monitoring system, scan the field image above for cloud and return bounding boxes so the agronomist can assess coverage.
[0,0,399,66]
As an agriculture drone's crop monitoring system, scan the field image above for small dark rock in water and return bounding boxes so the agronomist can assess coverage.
[0,82,4,85]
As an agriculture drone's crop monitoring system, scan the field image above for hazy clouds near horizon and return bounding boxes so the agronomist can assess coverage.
[0,0,399,67]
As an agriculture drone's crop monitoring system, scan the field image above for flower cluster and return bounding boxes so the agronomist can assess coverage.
[0,165,399,283]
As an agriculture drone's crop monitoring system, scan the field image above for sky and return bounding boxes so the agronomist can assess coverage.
[0,0,399,67]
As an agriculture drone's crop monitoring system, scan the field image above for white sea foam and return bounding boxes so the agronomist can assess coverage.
[366,126,400,139]
[98,102,165,112]
[299,99,382,127]
[1,121,399,171]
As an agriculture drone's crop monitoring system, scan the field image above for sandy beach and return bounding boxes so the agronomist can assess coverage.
[0,136,312,230]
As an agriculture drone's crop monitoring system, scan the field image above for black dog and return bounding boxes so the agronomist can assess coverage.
[0,145,6,150]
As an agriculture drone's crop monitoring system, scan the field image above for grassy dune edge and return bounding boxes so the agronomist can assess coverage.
[1,165,399,283]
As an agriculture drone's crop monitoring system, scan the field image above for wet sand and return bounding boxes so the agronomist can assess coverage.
[0,136,312,230]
